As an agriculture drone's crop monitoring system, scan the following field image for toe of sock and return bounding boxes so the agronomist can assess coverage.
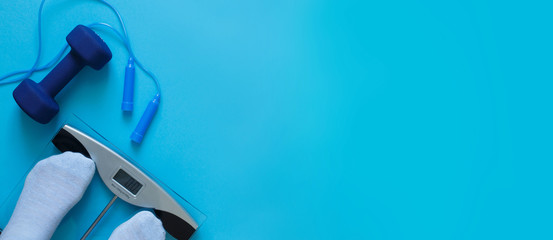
[23,152,96,209]
[109,211,166,240]
[50,152,95,174]
[134,211,165,238]
[31,152,95,184]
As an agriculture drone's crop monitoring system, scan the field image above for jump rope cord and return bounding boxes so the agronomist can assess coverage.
[0,0,161,97]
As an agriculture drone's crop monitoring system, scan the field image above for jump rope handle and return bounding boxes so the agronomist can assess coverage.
[131,93,160,143]
[122,57,135,112]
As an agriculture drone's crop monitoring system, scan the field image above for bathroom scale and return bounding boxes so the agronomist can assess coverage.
[0,116,206,239]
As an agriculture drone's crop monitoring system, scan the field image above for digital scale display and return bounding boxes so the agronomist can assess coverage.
[113,169,143,195]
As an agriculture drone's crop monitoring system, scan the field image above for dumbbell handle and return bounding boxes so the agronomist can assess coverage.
[39,50,85,98]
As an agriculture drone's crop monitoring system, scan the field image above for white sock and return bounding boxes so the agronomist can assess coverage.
[108,211,166,240]
[0,152,95,240]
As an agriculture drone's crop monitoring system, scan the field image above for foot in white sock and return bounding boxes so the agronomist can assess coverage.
[0,152,95,240]
[109,211,165,240]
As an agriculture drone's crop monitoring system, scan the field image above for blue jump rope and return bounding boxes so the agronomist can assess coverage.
[0,0,160,144]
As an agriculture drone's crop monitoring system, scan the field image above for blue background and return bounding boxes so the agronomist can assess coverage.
[1,0,552,239]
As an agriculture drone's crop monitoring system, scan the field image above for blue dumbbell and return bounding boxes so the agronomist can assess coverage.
[13,25,112,124]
